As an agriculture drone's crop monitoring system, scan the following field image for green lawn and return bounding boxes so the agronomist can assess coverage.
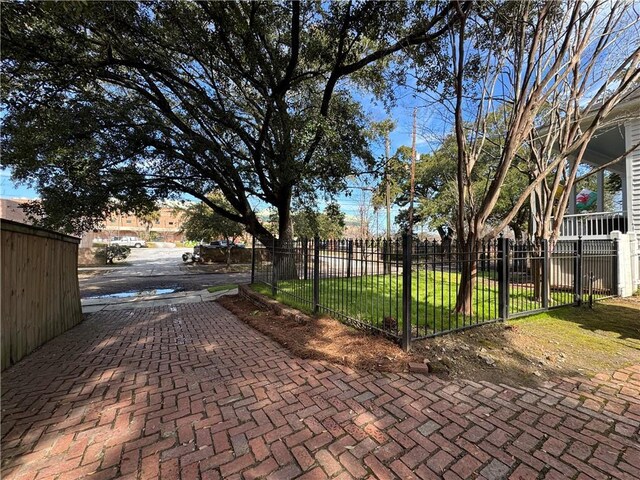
[252,271,576,336]
[504,301,640,375]
[513,304,640,356]
[409,299,640,384]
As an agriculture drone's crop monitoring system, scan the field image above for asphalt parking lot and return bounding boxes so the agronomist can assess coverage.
[79,247,249,298]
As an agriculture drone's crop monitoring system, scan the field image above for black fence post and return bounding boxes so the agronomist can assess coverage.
[302,238,308,281]
[347,240,353,278]
[401,233,412,352]
[541,239,549,309]
[498,235,510,320]
[612,237,619,296]
[250,235,256,284]
[574,236,583,306]
[313,235,320,314]
[271,237,277,297]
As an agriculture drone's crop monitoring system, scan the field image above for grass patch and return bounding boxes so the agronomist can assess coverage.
[510,302,640,360]
[253,271,579,335]
[410,298,640,384]
[207,283,237,293]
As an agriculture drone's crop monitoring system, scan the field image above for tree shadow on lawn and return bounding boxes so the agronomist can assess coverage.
[257,272,585,337]
[542,300,640,341]
[412,300,640,386]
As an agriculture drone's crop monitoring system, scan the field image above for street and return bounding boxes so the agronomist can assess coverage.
[79,247,249,298]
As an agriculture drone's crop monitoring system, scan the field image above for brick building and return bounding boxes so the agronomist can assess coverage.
[0,198,187,245]
[0,198,32,224]
[99,203,187,243]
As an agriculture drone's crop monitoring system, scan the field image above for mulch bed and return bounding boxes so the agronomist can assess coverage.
[218,290,640,384]
[217,294,415,372]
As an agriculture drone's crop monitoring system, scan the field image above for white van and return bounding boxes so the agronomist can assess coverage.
[110,236,146,248]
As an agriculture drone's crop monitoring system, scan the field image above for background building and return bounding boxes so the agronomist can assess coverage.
[0,198,31,224]
[1,199,188,245]
[99,203,186,243]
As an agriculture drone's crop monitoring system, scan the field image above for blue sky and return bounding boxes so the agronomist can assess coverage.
[1,84,440,235]
[330,83,446,233]
[0,168,37,199]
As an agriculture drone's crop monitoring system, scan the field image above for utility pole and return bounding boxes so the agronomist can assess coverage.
[408,108,417,236]
[360,187,365,237]
[385,132,391,241]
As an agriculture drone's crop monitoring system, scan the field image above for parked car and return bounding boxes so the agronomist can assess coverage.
[110,236,146,248]
[181,240,244,263]
[208,240,227,248]
[209,240,244,248]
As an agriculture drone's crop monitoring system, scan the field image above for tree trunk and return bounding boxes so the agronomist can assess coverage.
[272,201,298,281]
[271,240,298,281]
[531,187,552,304]
[531,243,550,303]
[511,223,523,241]
[246,189,300,282]
[454,237,477,315]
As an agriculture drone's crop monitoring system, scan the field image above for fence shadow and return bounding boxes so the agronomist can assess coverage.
[544,302,640,342]
[253,236,620,349]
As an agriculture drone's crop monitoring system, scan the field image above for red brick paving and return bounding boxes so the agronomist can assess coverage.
[2,302,639,479]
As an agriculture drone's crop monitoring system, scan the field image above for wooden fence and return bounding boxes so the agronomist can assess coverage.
[1,220,83,371]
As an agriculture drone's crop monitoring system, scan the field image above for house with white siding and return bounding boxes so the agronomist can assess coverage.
[557,93,640,296]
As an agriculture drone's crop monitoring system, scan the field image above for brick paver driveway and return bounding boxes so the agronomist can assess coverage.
[2,302,639,480]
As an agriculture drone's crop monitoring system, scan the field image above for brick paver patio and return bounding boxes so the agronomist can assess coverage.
[2,302,639,480]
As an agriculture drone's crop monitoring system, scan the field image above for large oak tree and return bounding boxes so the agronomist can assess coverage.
[2,1,461,248]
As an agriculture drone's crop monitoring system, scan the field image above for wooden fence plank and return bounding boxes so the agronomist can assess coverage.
[1,220,82,371]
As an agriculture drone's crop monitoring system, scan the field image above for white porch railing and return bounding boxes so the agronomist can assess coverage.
[558,211,627,239]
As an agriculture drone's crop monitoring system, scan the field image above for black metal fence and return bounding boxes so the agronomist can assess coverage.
[251,235,618,351]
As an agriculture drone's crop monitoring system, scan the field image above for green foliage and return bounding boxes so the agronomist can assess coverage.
[375,128,529,238]
[138,210,161,240]
[292,203,346,240]
[2,1,454,239]
[179,195,244,243]
[148,231,163,242]
[175,240,199,248]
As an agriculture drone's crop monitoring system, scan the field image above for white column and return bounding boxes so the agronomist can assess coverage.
[621,173,628,213]
[597,170,605,212]
[610,231,634,297]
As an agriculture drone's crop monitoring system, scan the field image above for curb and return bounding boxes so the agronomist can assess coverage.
[82,288,237,313]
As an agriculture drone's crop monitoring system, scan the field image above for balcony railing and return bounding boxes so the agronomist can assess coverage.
[558,211,627,239]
